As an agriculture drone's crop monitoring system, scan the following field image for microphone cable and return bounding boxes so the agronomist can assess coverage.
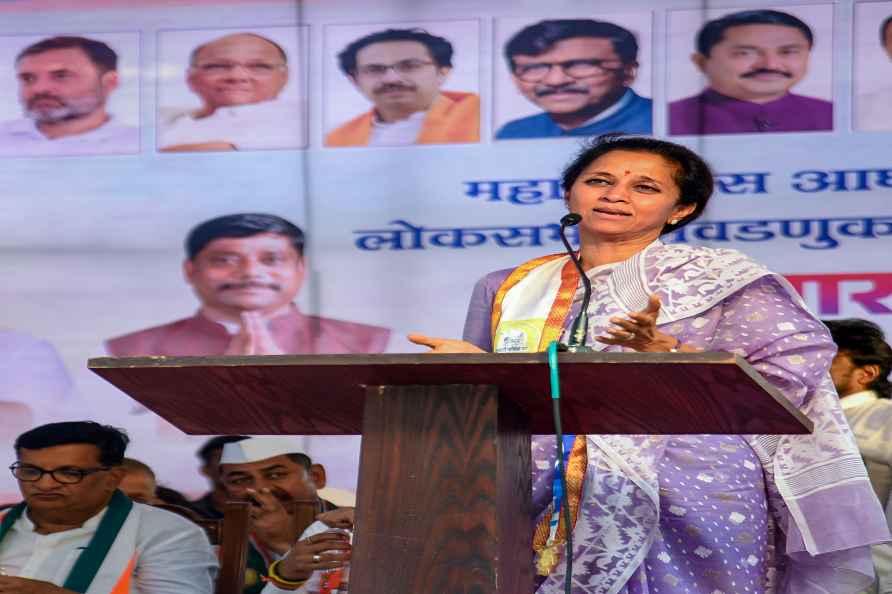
[547,340,573,594]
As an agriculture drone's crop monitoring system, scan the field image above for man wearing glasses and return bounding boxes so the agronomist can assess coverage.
[0,421,217,593]
[159,32,304,152]
[326,28,480,147]
[496,19,652,139]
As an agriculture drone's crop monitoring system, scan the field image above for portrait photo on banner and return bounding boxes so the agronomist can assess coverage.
[156,25,306,152]
[853,0,892,132]
[323,19,481,148]
[667,4,834,136]
[0,31,140,157]
[492,12,653,140]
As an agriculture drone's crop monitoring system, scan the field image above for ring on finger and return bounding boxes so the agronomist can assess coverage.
[312,554,322,562]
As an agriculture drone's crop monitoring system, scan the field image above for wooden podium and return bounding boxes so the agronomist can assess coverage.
[89,351,811,594]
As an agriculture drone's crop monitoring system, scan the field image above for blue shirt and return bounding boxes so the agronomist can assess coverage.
[495,90,652,139]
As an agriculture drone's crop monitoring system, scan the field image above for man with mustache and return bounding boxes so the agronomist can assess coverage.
[669,9,832,135]
[105,213,390,356]
[218,437,336,594]
[326,28,479,147]
[0,36,138,157]
[160,32,304,152]
[496,19,652,139]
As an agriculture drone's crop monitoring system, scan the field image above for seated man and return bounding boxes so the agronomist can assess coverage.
[496,19,652,139]
[326,28,479,147]
[0,421,217,593]
[219,437,335,594]
[826,318,892,593]
[669,9,832,135]
[119,458,160,505]
[191,435,249,520]
[159,32,303,152]
[106,213,390,356]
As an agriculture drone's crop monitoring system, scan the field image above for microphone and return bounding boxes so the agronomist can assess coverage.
[559,214,592,352]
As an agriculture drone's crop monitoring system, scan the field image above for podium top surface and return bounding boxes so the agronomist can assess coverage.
[89,351,812,436]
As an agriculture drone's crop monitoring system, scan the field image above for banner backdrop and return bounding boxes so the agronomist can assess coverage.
[0,0,890,502]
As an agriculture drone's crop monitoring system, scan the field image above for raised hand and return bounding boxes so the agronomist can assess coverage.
[595,294,681,352]
[407,334,485,354]
[245,488,301,554]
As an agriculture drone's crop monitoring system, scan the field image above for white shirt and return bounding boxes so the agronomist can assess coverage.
[0,117,138,157]
[0,503,218,594]
[368,110,426,146]
[160,99,305,151]
[841,389,879,410]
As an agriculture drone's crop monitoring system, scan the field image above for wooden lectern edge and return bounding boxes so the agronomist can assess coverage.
[86,351,813,434]
[88,350,739,369]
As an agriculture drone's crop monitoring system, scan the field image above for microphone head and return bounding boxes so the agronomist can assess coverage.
[560,213,582,226]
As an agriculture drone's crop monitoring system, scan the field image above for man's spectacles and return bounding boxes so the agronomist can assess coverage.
[355,59,435,78]
[193,62,286,76]
[10,463,111,485]
[513,58,625,82]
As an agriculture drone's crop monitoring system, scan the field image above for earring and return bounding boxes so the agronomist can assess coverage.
[669,219,679,225]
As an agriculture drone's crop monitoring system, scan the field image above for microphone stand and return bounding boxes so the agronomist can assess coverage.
[558,214,592,353]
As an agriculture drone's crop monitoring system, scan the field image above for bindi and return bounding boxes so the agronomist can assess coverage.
[624,170,631,176]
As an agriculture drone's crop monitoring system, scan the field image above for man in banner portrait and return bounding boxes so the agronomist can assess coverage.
[326,28,479,147]
[0,330,75,445]
[496,19,652,139]
[106,213,390,356]
[159,32,303,152]
[669,9,833,135]
[0,36,138,157]
[855,15,892,131]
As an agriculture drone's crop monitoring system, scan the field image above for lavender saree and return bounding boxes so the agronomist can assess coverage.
[463,241,889,594]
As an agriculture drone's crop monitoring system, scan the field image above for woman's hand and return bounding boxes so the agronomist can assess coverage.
[276,531,352,582]
[408,334,485,353]
[595,294,681,352]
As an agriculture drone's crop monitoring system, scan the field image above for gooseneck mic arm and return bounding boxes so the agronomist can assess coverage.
[559,214,592,351]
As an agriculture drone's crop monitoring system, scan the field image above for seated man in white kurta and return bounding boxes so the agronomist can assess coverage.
[0,421,217,594]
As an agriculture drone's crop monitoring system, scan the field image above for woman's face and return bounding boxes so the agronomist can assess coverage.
[566,149,696,243]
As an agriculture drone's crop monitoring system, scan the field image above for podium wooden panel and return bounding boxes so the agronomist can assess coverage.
[89,352,811,594]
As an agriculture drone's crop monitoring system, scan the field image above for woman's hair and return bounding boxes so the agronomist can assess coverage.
[560,134,714,234]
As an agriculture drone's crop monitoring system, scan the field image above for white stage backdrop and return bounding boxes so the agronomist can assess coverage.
[0,0,890,501]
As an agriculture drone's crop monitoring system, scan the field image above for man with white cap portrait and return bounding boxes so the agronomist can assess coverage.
[218,437,336,594]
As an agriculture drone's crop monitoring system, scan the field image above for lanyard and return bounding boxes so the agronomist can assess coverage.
[547,434,576,545]
[0,490,133,593]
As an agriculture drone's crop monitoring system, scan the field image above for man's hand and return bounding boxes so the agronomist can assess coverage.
[316,508,354,529]
[276,531,351,582]
[0,576,73,593]
[224,312,284,356]
[246,488,301,554]
[407,334,485,354]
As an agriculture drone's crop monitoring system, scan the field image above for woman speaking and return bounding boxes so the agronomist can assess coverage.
[409,135,888,593]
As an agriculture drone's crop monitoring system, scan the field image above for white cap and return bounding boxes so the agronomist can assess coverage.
[219,437,305,465]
